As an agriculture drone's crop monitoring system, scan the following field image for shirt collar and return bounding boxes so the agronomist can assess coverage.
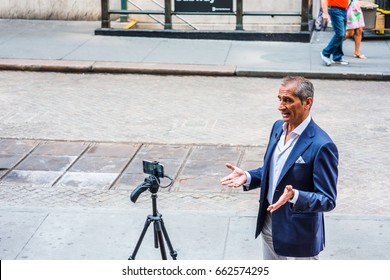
[282,115,311,137]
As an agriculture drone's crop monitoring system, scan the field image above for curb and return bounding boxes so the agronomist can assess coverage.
[0,58,389,81]
[0,59,235,76]
[236,69,390,81]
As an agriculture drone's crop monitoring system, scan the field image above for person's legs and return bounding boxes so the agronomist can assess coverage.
[353,28,365,57]
[330,8,347,61]
[322,8,347,61]
[345,29,355,40]
[261,213,287,260]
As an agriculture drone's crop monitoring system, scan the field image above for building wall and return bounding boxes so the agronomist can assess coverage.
[0,0,106,20]
[0,0,304,31]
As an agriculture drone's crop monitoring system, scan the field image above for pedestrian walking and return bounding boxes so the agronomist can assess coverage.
[345,0,367,59]
[320,0,350,66]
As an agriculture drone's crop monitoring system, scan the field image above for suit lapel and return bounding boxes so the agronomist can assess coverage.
[264,123,283,166]
[260,121,283,200]
[275,120,315,187]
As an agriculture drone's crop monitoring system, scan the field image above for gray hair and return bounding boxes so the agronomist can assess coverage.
[281,76,314,104]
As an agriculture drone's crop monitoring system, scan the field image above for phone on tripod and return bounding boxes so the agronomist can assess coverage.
[143,160,164,178]
[129,160,177,260]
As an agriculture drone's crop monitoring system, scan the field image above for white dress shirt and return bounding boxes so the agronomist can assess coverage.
[245,115,311,205]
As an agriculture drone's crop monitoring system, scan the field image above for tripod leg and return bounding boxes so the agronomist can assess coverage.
[153,223,158,249]
[160,218,178,260]
[128,217,152,260]
[154,220,168,260]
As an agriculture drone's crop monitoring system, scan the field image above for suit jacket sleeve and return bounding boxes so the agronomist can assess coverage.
[293,142,338,213]
[244,167,263,191]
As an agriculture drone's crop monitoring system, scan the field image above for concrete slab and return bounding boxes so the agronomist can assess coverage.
[15,155,77,172]
[2,208,259,260]
[240,147,265,170]
[0,210,48,259]
[189,145,242,161]
[226,41,312,71]
[0,154,25,169]
[0,20,96,60]
[0,27,22,45]
[69,157,130,173]
[1,170,63,187]
[179,160,230,177]
[8,209,137,260]
[0,32,91,60]
[0,139,37,155]
[173,174,226,193]
[112,173,146,191]
[32,141,89,156]
[3,208,387,260]
[84,143,140,158]
[54,172,119,190]
[64,36,162,62]
[224,216,262,260]
[322,215,390,260]
[136,144,190,160]
[142,39,232,65]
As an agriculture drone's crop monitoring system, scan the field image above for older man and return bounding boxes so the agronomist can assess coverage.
[221,76,338,259]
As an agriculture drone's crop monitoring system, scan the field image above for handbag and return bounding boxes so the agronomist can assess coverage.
[314,8,328,31]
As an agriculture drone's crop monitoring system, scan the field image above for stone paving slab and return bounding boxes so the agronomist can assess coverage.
[69,157,130,173]
[84,143,141,158]
[0,154,25,169]
[55,172,119,190]
[0,139,37,155]
[32,141,89,156]
[15,155,77,172]
[2,170,64,187]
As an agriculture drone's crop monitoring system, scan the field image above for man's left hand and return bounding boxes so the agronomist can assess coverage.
[267,185,295,213]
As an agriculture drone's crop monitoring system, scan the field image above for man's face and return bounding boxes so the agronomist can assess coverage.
[277,85,312,129]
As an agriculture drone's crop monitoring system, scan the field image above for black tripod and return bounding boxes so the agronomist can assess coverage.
[128,176,177,260]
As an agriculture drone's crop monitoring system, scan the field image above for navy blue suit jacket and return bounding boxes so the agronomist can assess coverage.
[246,119,338,257]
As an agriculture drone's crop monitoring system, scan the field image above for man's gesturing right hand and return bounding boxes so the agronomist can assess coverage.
[220,163,247,188]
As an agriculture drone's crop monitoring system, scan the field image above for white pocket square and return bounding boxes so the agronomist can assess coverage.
[295,156,305,164]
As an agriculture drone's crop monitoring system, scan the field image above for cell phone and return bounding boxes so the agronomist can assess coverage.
[143,160,164,178]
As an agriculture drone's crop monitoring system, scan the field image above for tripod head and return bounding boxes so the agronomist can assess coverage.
[130,160,173,203]
[130,175,159,203]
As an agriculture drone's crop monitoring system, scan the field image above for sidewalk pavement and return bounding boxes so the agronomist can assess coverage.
[0,19,389,80]
[0,19,390,260]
